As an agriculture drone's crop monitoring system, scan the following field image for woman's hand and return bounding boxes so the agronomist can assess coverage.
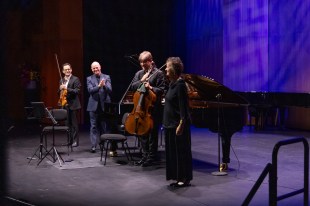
[176,121,184,136]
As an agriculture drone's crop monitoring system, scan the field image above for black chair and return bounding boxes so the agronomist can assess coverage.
[99,113,133,165]
[37,108,72,167]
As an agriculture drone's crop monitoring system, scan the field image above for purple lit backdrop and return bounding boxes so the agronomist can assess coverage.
[186,0,310,92]
[269,0,310,92]
[186,0,223,82]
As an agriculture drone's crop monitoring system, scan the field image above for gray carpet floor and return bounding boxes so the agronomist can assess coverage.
[3,125,310,206]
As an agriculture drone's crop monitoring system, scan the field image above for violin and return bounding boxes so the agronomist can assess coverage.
[58,89,68,107]
[55,54,68,107]
[125,83,156,136]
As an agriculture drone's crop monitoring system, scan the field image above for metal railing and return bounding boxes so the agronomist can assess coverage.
[242,137,309,206]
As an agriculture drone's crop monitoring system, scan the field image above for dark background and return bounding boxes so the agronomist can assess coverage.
[83,0,184,102]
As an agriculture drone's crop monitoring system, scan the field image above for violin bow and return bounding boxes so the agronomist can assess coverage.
[55,53,64,84]
[146,63,166,81]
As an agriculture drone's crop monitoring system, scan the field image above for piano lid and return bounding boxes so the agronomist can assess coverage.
[182,73,249,105]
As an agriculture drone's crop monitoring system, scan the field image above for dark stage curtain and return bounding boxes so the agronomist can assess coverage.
[83,0,174,102]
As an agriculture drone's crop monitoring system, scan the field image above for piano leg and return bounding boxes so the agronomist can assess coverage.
[220,131,233,164]
[217,132,232,172]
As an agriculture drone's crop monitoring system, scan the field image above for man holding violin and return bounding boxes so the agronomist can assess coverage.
[130,51,166,167]
[58,63,81,147]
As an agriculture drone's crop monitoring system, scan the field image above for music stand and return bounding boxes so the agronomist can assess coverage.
[28,102,51,164]
[37,107,65,167]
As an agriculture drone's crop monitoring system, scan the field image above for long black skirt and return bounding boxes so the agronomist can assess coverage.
[164,125,193,182]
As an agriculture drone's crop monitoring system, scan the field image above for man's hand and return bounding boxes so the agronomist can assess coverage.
[98,79,105,87]
[141,70,150,82]
[144,82,153,90]
[59,84,67,90]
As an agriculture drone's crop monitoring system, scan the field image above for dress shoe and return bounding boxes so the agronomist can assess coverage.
[109,151,117,157]
[134,158,146,166]
[72,142,78,147]
[220,163,228,172]
[90,147,96,153]
[175,181,191,187]
[168,180,191,188]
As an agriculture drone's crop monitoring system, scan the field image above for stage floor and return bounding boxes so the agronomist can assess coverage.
[4,125,310,206]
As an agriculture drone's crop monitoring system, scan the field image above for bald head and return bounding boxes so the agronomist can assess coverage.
[91,61,101,76]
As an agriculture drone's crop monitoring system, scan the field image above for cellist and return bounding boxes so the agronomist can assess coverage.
[58,63,82,147]
[131,51,166,167]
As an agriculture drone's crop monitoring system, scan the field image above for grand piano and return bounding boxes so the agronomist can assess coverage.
[182,74,248,165]
[105,73,249,165]
[236,91,310,130]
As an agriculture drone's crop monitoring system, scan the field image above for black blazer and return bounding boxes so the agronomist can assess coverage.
[131,67,166,106]
[59,75,81,110]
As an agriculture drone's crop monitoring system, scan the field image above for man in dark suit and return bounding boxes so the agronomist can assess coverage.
[86,61,112,153]
[59,63,81,147]
[131,51,165,166]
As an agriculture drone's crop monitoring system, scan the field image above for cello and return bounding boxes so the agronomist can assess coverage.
[125,83,156,136]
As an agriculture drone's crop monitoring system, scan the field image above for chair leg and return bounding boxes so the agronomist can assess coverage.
[104,141,110,165]
[44,132,47,151]
[70,132,73,152]
[133,136,140,153]
[100,142,104,161]
[122,141,133,162]
[127,142,133,161]
[39,133,44,159]
[121,142,128,161]
[160,127,164,148]
[67,132,73,154]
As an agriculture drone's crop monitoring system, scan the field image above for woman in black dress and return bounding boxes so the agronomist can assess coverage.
[163,57,192,188]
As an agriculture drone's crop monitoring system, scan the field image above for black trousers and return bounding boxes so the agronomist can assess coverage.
[138,104,162,161]
[139,122,159,160]
[66,109,79,144]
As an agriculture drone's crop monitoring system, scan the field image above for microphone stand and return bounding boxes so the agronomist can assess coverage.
[211,93,228,176]
[118,75,136,115]
[124,55,140,68]
[119,54,141,114]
